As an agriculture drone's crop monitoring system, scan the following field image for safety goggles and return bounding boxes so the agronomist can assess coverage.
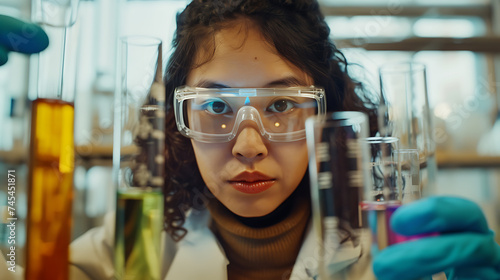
[174,86,326,143]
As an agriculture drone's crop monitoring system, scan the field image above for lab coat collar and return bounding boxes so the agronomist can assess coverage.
[165,208,229,280]
[290,222,362,280]
[165,209,361,280]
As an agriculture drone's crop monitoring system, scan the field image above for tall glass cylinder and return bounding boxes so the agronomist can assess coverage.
[378,62,437,196]
[306,111,372,280]
[113,36,165,280]
[26,0,80,279]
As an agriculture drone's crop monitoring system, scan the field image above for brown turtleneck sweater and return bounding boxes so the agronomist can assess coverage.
[207,187,311,280]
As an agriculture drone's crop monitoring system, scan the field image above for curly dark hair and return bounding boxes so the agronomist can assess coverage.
[162,0,378,241]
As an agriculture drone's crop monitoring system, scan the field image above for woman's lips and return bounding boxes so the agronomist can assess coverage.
[229,171,276,194]
[230,180,275,194]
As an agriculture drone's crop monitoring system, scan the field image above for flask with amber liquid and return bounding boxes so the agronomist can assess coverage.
[25,1,80,279]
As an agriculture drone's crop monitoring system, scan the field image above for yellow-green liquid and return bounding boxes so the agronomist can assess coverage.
[114,189,164,280]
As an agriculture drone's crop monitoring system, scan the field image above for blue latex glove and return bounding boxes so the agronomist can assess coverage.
[373,196,500,280]
[0,15,48,65]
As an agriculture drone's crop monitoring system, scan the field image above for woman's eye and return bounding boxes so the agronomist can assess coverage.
[205,100,231,114]
[268,99,295,113]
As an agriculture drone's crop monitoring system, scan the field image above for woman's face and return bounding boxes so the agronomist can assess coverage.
[186,20,313,217]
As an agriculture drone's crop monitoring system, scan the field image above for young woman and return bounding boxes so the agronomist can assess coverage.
[130,1,498,279]
[1,1,499,280]
[157,0,378,278]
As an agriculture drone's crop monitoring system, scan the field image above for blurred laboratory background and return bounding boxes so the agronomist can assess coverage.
[0,0,499,266]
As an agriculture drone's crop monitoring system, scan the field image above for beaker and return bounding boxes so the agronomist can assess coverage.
[378,62,437,196]
[113,36,165,280]
[306,111,373,280]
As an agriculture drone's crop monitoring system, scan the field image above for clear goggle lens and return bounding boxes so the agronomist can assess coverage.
[174,86,326,143]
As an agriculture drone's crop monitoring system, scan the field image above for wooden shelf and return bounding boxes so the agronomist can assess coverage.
[75,144,113,160]
[436,150,500,168]
[0,148,27,165]
[320,3,490,17]
[334,36,500,53]
[0,145,114,166]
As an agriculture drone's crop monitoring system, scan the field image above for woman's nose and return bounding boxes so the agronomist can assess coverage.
[232,126,268,161]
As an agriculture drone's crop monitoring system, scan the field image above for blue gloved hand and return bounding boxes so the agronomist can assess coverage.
[373,196,500,280]
[0,15,48,65]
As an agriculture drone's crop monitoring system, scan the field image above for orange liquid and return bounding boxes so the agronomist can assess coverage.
[26,99,74,280]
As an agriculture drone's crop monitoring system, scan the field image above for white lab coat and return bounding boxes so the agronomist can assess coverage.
[1,209,375,280]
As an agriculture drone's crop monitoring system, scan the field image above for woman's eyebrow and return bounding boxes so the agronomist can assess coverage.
[264,77,305,87]
[193,77,305,88]
[193,80,229,88]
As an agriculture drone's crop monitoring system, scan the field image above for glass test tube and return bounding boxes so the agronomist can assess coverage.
[26,0,80,279]
[306,111,372,280]
[113,36,165,280]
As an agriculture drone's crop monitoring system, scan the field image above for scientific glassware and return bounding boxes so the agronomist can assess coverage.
[362,144,446,280]
[360,137,400,252]
[113,36,165,280]
[360,137,418,254]
[306,111,372,280]
[397,149,422,205]
[396,149,447,280]
[26,0,80,279]
[378,62,437,197]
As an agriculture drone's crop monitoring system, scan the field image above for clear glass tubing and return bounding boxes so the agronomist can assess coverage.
[306,111,372,280]
[113,35,165,280]
[378,62,437,197]
[26,1,80,279]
